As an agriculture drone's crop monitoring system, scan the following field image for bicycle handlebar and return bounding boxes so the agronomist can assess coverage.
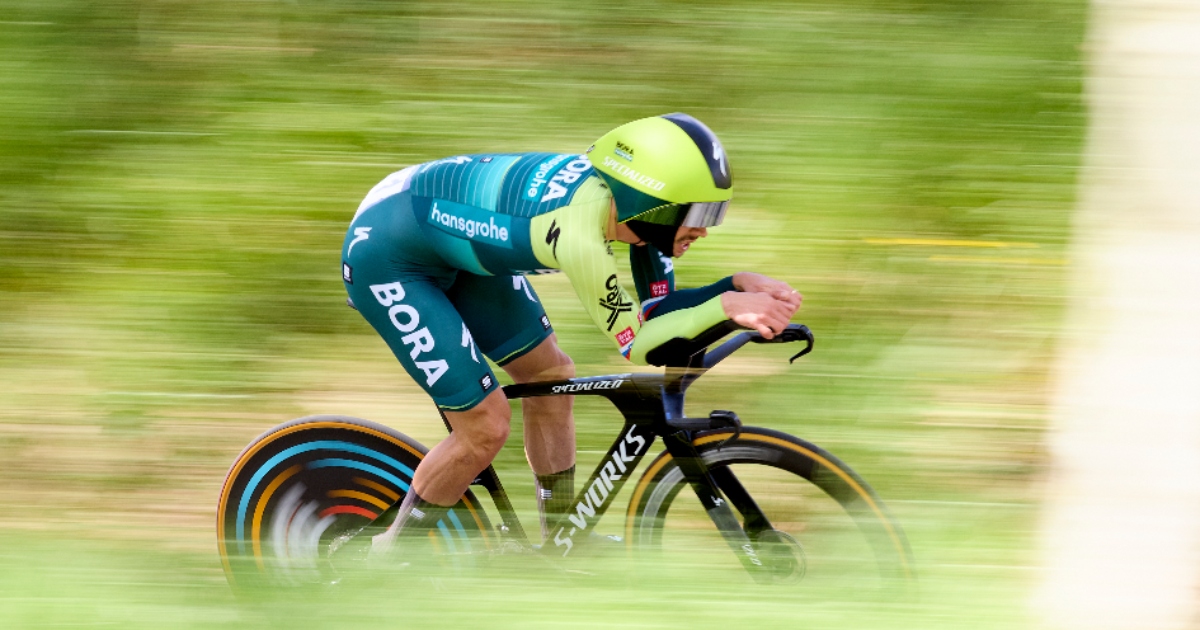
[643,321,814,368]
[702,323,814,369]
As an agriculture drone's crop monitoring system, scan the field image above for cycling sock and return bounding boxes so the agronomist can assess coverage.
[535,465,576,538]
[371,489,451,557]
[391,489,450,536]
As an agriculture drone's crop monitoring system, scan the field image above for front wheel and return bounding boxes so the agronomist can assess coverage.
[216,415,492,592]
[626,427,915,591]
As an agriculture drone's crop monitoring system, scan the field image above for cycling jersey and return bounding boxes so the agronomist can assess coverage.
[342,153,732,410]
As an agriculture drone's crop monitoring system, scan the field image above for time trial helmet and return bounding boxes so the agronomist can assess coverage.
[588,113,732,228]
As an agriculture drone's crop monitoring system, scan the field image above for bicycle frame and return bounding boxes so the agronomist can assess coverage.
[460,323,815,577]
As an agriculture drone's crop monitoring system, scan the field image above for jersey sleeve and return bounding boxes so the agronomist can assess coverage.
[629,243,676,319]
[550,196,645,360]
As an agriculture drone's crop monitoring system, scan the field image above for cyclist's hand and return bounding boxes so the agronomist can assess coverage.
[721,291,798,339]
[733,272,802,309]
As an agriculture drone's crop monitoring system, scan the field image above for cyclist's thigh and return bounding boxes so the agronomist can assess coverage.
[348,272,502,411]
[447,273,553,367]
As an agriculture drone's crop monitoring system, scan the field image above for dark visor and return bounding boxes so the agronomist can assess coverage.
[680,200,730,228]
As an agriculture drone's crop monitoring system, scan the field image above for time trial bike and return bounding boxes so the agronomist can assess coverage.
[216,322,915,591]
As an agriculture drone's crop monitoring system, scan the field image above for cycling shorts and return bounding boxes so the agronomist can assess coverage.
[342,192,553,411]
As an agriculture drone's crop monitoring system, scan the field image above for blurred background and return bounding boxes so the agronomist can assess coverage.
[4,0,1192,628]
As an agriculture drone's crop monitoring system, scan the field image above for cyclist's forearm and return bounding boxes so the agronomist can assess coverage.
[646,276,736,320]
[628,294,727,365]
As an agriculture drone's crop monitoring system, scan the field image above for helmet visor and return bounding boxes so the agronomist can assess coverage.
[680,200,730,228]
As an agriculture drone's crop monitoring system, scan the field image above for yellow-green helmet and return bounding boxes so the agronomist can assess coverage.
[588,113,732,227]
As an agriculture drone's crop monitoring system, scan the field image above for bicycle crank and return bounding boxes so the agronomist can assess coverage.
[753,530,807,583]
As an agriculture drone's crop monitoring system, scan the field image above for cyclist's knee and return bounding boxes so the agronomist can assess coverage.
[505,335,574,383]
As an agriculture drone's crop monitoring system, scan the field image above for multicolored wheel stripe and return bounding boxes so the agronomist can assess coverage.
[217,418,490,586]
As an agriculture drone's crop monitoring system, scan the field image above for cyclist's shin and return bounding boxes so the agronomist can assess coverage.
[535,465,576,539]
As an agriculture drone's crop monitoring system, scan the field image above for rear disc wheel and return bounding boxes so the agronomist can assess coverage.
[216,415,492,592]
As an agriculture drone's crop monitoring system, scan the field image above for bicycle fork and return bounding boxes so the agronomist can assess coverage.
[662,430,780,583]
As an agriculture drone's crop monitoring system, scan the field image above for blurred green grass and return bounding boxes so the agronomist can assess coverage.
[0,0,1083,627]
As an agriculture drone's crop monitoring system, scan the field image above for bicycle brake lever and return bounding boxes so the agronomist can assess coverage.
[787,325,814,363]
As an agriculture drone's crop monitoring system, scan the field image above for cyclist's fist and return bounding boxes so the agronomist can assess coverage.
[720,291,798,340]
[733,272,802,309]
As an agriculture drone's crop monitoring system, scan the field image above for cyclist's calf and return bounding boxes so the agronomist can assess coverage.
[448,391,513,469]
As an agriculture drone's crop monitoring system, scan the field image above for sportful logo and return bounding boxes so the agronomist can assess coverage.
[601,156,666,192]
[427,200,512,248]
[553,425,648,556]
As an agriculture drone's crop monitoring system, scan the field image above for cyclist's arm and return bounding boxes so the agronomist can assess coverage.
[534,188,731,364]
[629,241,736,320]
[539,195,645,359]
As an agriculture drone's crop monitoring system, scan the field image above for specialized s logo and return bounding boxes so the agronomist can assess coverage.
[545,219,561,259]
[599,274,632,331]
[712,139,728,177]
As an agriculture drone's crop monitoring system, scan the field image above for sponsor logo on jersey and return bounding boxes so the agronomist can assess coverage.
[480,374,494,391]
[537,157,593,203]
[601,156,665,192]
[650,280,669,297]
[552,425,648,556]
[427,199,512,248]
[342,262,353,284]
[525,154,571,200]
[599,274,633,331]
[369,282,449,386]
[615,326,635,358]
[540,314,551,330]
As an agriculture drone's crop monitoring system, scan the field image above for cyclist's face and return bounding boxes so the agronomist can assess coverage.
[674,226,708,257]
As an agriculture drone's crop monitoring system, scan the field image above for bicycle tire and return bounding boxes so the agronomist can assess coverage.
[217,415,492,591]
[626,427,915,589]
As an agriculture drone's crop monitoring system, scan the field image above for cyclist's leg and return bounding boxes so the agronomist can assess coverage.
[344,269,509,542]
[449,273,576,538]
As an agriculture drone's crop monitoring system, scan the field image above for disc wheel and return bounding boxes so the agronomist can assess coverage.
[217,415,492,591]
[626,427,914,591]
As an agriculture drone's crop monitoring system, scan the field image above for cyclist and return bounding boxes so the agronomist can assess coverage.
[341,113,801,551]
